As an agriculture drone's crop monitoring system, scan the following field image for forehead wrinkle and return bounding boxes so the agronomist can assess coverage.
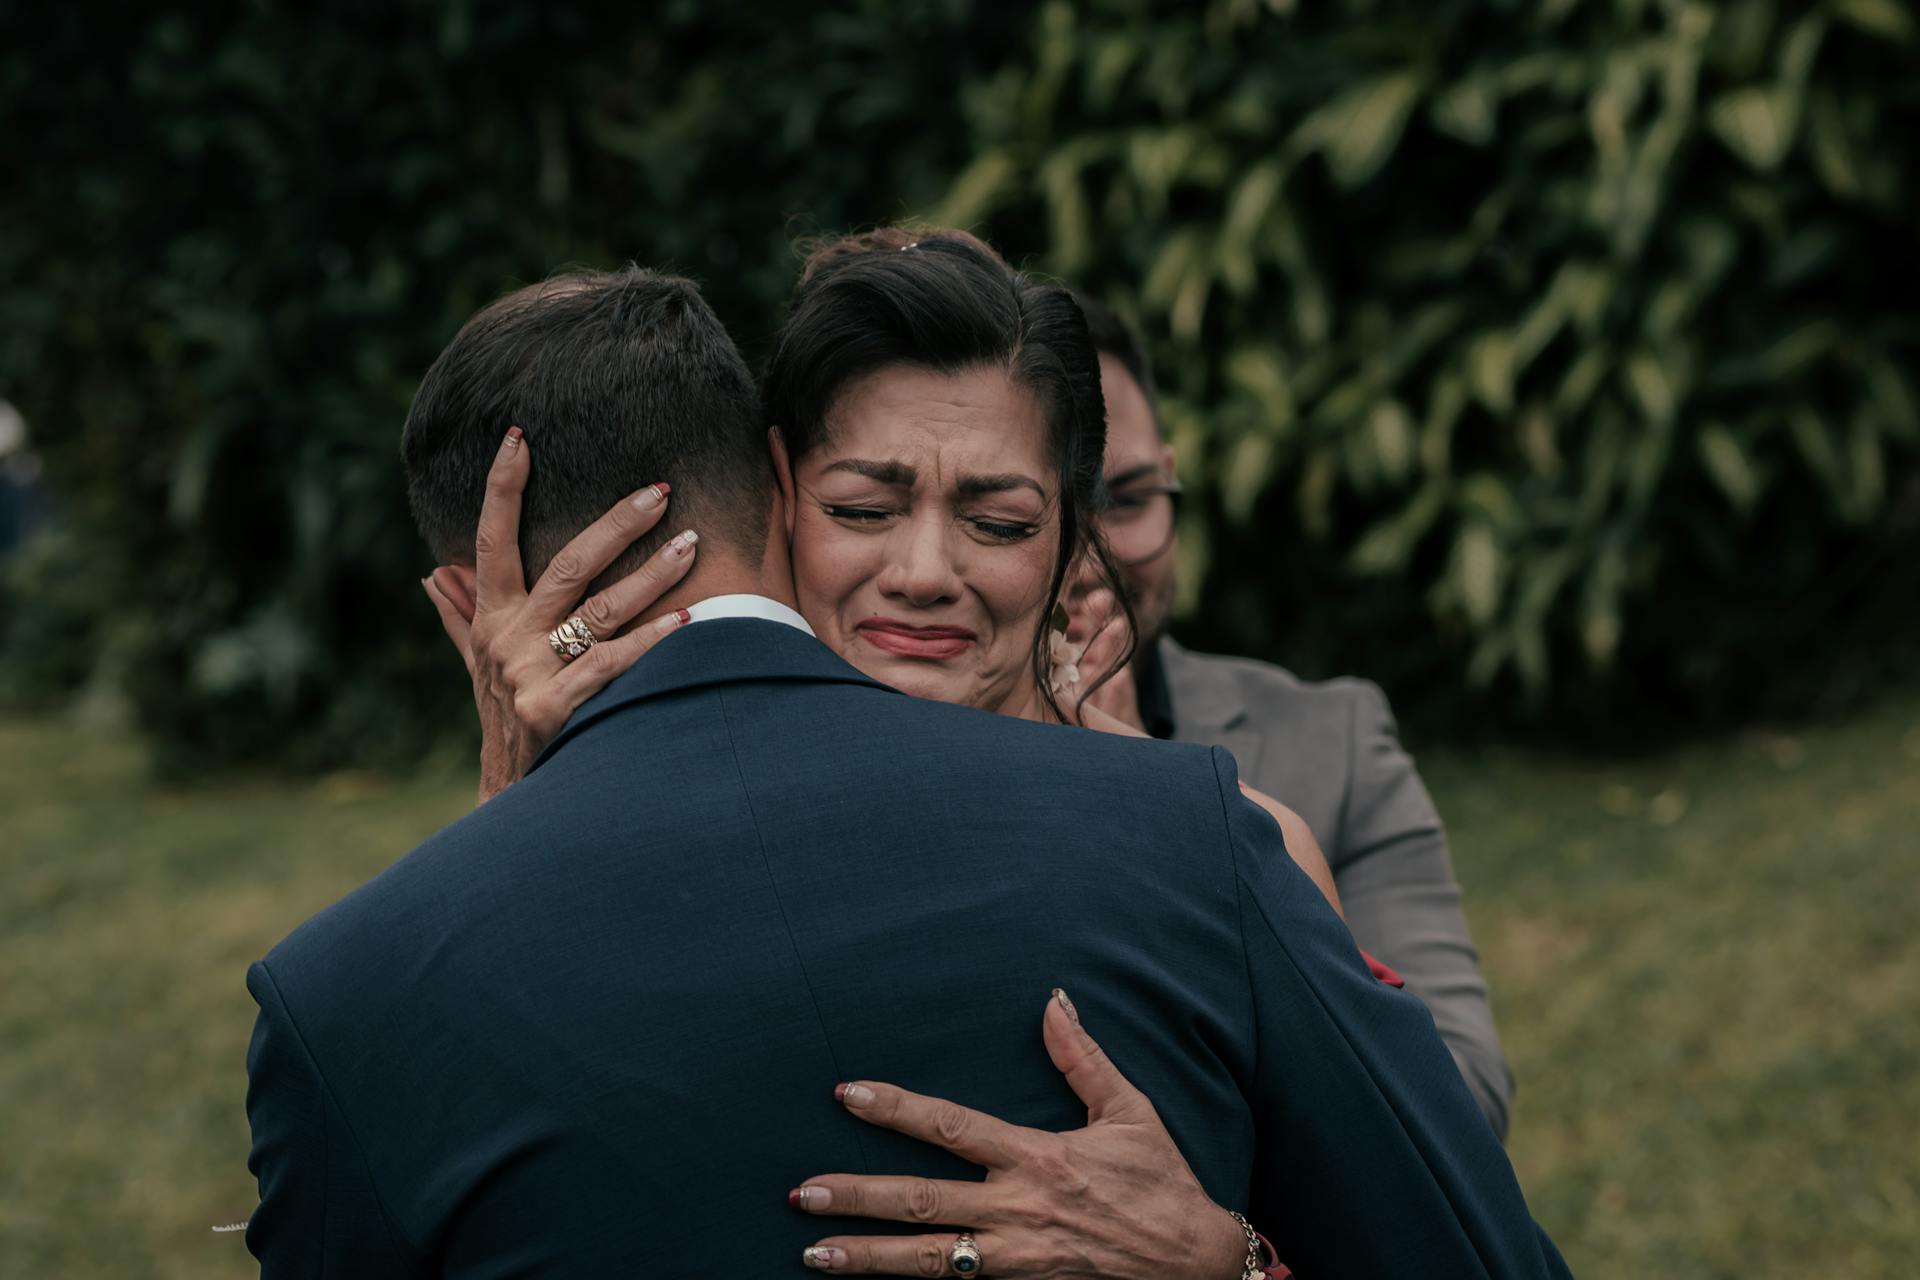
[824,457,917,486]
[956,472,1046,499]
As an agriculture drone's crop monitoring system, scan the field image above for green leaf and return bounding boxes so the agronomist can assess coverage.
[1300,71,1422,188]
[1225,346,1295,431]
[933,148,1019,228]
[1040,151,1092,274]
[1849,411,1885,518]
[1349,481,1447,575]
[1707,86,1803,172]
[1220,432,1275,524]
[1453,523,1505,628]
[1458,473,1525,532]
[1626,352,1678,426]
[1430,79,1496,147]
[1467,331,1515,417]
[1142,229,1202,309]
[1697,423,1763,515]
[1831,0,1916,43]
[1367,399,1416,485]
[1867,357,1919,441]
[1808,88,1863,199]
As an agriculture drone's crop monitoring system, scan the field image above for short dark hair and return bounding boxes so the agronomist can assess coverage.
[763,227,1134,718]
[1070,290,1160,433]
[401,267,769,585]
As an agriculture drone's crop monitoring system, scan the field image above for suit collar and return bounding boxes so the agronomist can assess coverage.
[1157,636,1263,779]
[1157,636,1247,732]
[527,619,896,774]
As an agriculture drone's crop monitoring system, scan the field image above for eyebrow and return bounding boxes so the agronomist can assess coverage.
[956,473,1047,499]
[824,458,917,486]
[825,459,1047,500]
[1106,463,1161,490]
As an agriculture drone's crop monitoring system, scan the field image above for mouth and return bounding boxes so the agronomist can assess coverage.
[854,618,978,661]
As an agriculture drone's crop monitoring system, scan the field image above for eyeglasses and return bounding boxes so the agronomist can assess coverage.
[1095,482,1183,566]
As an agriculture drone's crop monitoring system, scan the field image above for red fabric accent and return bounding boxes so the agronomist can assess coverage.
[1255,1230,1290,1278]
[1362,949,1406,988]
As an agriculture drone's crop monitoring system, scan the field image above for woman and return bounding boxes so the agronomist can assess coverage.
[425,228,1340,1276]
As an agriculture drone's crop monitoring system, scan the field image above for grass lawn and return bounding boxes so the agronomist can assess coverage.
[3,694,1917,1278]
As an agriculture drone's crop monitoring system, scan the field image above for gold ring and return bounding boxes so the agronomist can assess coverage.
[547,617,596,662]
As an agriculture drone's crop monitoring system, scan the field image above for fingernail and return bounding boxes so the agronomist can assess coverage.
[802,1246,845,1269]
[504,426,523,447]
[633,484,668,510]
[789,1185,831,1211]
[667,529,698,557]
[836,1082,873,1108]
[1054,988,1080,1025]
[656,607,691,635]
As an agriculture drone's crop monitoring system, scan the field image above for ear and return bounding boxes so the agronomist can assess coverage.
[767,426,798,539]
[431,563,478,624]
[1159,441,1177,480]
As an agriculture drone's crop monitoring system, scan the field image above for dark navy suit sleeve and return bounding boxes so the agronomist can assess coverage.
[1212,749,1570,1279]
[245,960,419,1280]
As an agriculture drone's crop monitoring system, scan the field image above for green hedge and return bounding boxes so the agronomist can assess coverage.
[937,0,1920,731]
[3,0,1915,768]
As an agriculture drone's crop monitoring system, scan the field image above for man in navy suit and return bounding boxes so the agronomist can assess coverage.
[244,266,1568,1277]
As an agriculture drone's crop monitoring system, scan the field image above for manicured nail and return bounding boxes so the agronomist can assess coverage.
[802,1246,845,1269]
[504,426,523,447]
[656,607,691,635]
[667,529,698,557]
[633,483,669,510]
[1054,987,1080,1025]
[789,1185,831,1211]
[836,1082,873,1108]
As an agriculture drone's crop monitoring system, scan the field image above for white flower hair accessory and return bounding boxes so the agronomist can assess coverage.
[1047,602,1085,697]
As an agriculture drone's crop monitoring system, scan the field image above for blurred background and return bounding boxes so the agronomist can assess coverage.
[3,2,1916,1276]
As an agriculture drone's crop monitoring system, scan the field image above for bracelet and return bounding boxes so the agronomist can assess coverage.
[1226,1210,1275,1280]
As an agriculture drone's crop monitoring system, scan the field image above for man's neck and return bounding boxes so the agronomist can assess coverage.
[630,555,798,633]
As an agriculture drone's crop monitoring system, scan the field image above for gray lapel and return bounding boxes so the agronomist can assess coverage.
[1160,637,1266,782]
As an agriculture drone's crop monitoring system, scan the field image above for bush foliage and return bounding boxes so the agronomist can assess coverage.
[3,0,1915,767]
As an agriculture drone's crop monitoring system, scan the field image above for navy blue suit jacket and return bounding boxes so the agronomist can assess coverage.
[245,619,1568,1277]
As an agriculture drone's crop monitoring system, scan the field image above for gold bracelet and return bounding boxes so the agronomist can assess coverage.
[1227,1210,1266,1280]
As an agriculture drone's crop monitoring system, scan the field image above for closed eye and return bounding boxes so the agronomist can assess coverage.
[824,505,893,523]
[970,518,1039,542]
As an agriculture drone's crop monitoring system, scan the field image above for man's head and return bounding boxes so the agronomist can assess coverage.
[1072,292,1180,644]
[401,267,771,592]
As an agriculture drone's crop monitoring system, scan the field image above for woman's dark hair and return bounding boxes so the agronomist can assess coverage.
[763,227,1135,720]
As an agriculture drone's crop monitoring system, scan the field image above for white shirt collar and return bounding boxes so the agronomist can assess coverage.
[681,593,815,636]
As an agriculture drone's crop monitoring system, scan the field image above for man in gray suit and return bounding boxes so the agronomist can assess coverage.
[1067,295,1515,1137]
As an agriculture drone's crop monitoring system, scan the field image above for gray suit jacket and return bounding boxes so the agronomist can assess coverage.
[1158,637,1515,1137]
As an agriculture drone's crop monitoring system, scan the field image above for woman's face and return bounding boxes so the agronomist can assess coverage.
[788,364,1061,717]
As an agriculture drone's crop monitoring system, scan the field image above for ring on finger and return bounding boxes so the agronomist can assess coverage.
[948,1232,984,1275]
[547,617,596,662]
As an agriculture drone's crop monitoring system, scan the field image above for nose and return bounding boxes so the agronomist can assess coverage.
[875,512,964,608]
